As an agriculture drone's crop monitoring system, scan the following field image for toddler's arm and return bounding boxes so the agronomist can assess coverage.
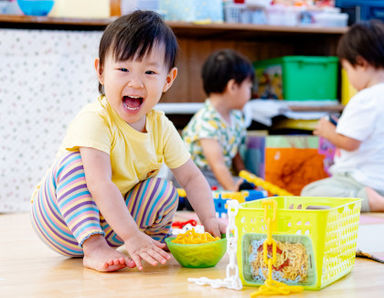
[232,152,246,174]
[314,117,361,151]
[79,147,170,270]
[172,159,226,237]
[200,138,240,191]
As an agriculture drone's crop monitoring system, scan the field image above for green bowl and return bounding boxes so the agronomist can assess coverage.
[165,235,227,268]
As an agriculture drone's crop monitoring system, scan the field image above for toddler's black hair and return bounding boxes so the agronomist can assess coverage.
[98,10,178,94]
[337,19,384,69]
[201,49,254,95]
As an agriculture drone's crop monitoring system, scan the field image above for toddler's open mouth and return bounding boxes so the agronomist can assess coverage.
[123,95,143,111]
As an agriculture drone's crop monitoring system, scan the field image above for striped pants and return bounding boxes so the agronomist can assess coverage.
[31,151,178,257]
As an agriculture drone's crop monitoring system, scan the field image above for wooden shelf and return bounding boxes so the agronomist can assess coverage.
[0,15,348,36]
[169,21,348,37]
[0,15,111,30]
[0,14,346,103]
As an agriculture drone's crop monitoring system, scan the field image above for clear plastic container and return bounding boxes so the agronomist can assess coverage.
[0,1,9,14]
[315,11,349,27]
[265,5,302,26]
[265,4,285,25]
[224,2,246,23]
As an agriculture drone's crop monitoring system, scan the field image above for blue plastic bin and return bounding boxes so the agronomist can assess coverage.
[336,0,384,24]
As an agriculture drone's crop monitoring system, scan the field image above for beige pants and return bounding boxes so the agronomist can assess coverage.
[300,172,384,212]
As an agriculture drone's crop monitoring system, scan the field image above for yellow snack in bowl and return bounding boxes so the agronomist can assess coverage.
[172,228,220,244]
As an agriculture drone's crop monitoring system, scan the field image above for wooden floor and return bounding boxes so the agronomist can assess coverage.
[1,212,384,298]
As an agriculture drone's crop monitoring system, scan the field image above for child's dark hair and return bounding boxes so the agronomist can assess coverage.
[337,19,384,69]
[98,10,178,94]
[201,49,254,95]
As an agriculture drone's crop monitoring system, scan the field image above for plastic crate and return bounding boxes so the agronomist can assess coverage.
[336,0,384,24]
[253,56,339,101]
[224,2,246,23]
[235,196,361,290]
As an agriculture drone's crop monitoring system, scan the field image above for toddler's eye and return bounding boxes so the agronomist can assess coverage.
[119,68,128,72]
[145,70,156,75]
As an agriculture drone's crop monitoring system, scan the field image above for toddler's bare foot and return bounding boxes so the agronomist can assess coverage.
[82,234,135,272]
[366,187,384,212]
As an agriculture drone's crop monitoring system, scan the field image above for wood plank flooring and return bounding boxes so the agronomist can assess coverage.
[1,213,383,297]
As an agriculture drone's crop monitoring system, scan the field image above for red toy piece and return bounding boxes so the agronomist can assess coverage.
[171,219,197,229]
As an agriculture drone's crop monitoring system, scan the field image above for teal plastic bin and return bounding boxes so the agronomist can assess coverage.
[253,56,339,101]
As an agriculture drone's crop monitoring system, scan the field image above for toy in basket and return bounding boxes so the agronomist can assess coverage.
[189,196,361,294]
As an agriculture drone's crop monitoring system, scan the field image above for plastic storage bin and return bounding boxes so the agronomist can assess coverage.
[235,196,361,290]
[315,11,349,27]
[253,56,339,101]
[224,2,246,23]
[336,0,384,24]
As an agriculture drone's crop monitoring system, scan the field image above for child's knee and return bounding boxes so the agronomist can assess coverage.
[127,177,178,229]
[150,177,179,207]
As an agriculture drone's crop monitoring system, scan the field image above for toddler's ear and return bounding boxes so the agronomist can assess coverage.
[163,67,178,92]
[356,56,369,68]
[226,79,237,93]
[94,58,104,84]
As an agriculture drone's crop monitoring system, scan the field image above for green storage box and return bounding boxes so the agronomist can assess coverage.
[253,56,339,101]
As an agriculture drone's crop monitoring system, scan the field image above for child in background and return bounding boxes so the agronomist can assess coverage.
[182,49,254,191]
[30,11,225,272]
[301,20,384,212]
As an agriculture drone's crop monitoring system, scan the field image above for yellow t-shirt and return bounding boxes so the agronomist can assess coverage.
[56,96,190,196]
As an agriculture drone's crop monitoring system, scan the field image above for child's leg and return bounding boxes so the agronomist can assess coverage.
[364,187,384,212]
[101,177,178,247]
[31,151,131,271]
[301,173,370,211]
[31,151,99,256]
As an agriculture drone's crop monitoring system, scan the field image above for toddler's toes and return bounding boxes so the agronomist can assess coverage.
[126,257,136,268]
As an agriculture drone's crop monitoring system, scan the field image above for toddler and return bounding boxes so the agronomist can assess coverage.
[31,11,225,272]
[182,49,254,191]
[301,20,384,212]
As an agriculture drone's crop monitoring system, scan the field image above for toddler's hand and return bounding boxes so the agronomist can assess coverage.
[124,231,171,270]
[235,179,243,191]
[313,117,336,138]
[201,217,227,238]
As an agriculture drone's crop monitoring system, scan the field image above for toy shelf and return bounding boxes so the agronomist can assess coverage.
[0,14,347,33]
[0,15,346,104]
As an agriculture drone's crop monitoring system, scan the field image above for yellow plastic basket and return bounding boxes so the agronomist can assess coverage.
[235,196,361,290]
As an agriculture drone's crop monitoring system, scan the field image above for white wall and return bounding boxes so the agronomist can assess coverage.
[0,29,102,212]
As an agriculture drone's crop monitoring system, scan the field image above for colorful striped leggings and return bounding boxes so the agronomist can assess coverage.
[31,151,178,257]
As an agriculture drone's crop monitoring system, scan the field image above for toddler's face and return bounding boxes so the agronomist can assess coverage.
[96,43,177,131]
[342,59,368,92]
[231,78,253,110]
